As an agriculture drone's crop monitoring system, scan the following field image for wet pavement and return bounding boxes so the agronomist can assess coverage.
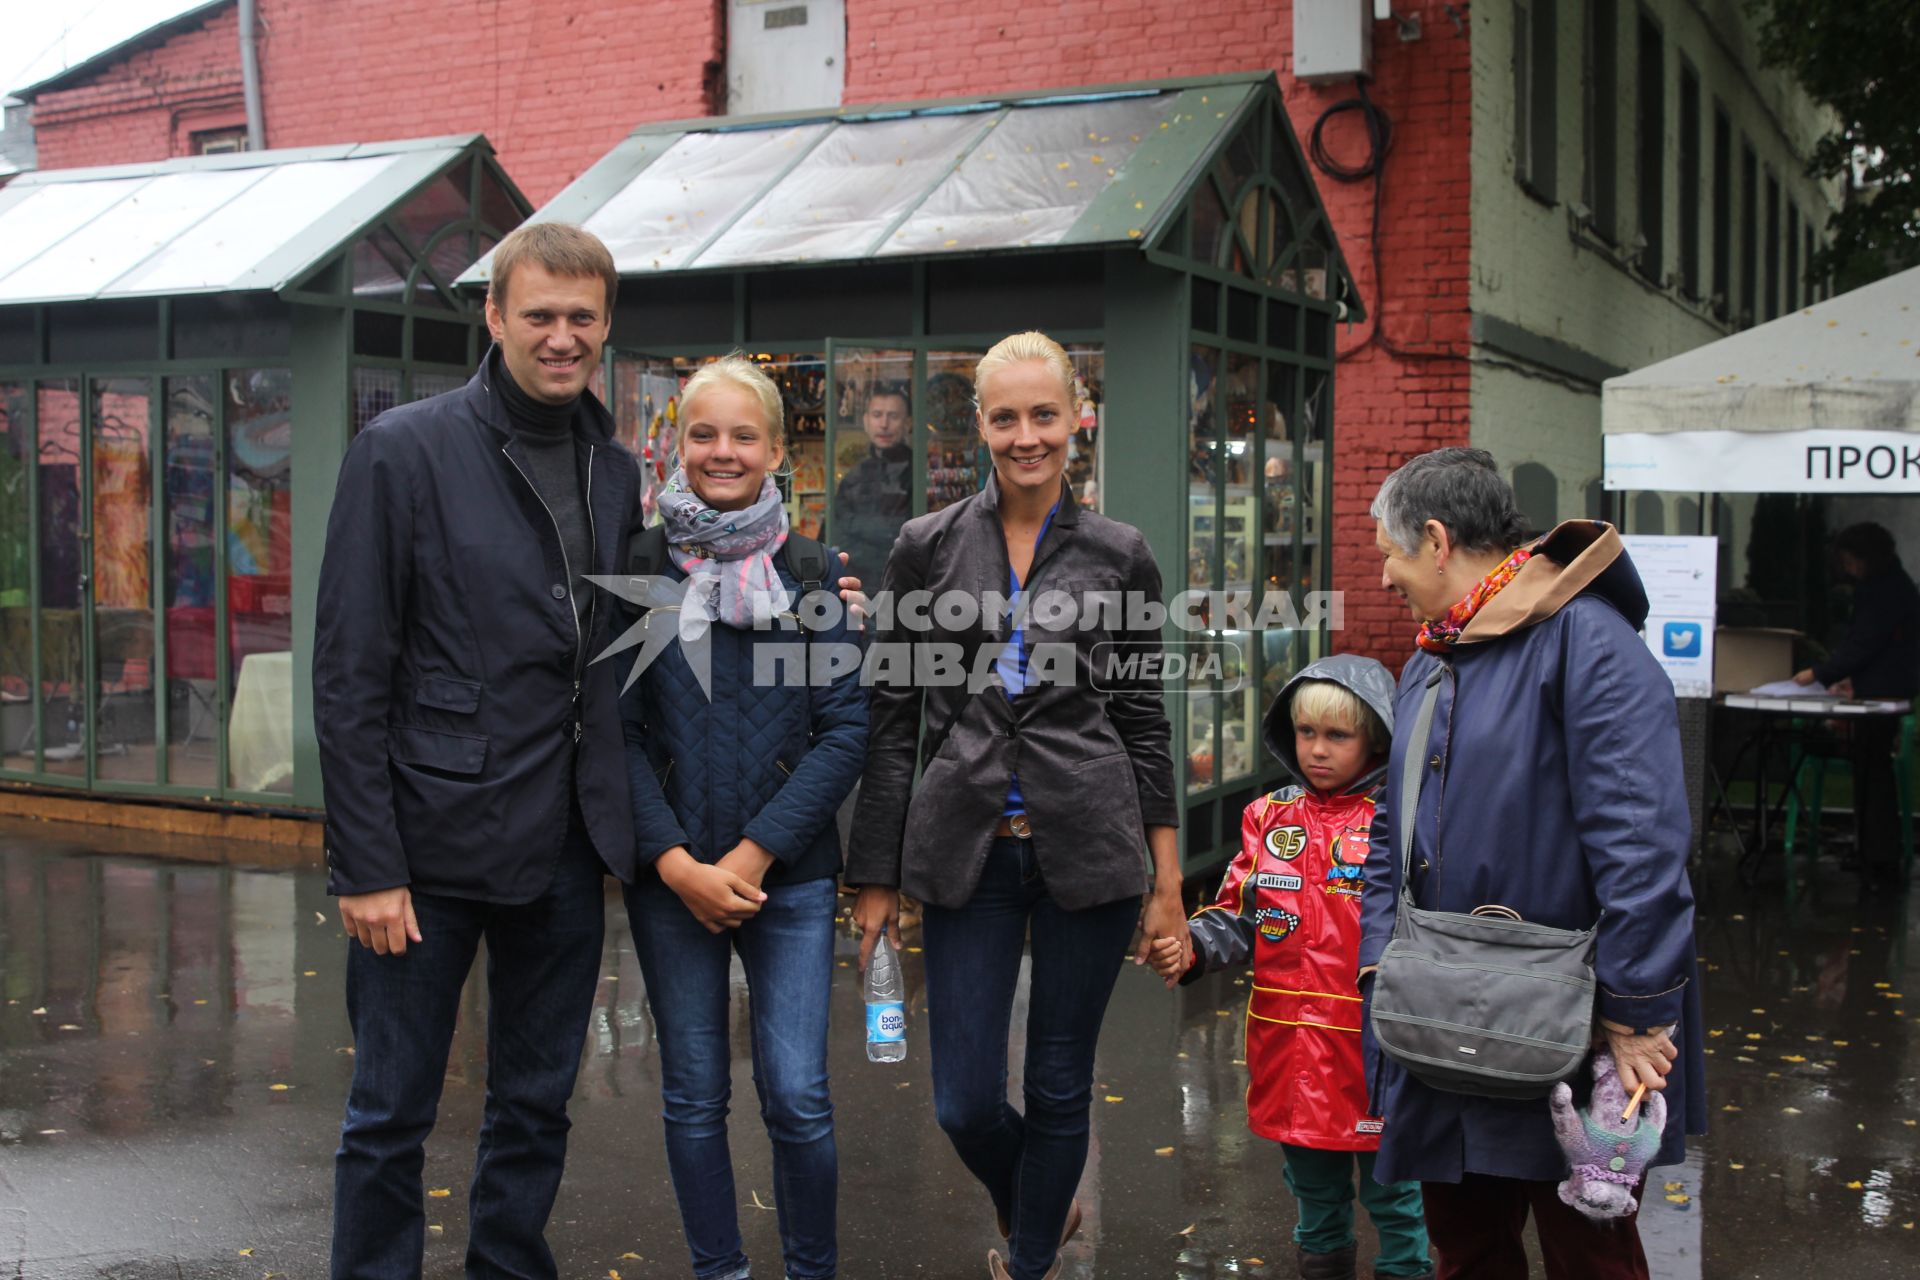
[0,815,1913,1279]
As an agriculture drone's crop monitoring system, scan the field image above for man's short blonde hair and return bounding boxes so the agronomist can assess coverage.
[487,222,619,314]
[1291,680,1389,755]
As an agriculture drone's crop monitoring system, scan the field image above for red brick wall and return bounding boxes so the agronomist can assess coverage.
[31,1,719,202]
[30,6,247,170]
[255,0,721,203]
[843,0,1475,667]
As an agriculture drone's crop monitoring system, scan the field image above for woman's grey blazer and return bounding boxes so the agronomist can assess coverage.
[845,478,1178,910]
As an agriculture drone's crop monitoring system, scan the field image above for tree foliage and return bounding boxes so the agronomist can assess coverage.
[1751,0,1920,289]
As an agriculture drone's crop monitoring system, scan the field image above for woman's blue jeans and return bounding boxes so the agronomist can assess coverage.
[626,873,839,1280]
[922,837,1140,1280]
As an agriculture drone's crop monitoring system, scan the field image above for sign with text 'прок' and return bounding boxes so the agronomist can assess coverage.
[1605,429,1920,493]
[1620,534,1718,700]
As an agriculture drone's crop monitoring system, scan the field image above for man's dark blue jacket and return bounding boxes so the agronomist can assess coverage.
[314,354,641,901]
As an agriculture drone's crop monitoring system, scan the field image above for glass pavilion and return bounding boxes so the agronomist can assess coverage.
[0,135,527,810]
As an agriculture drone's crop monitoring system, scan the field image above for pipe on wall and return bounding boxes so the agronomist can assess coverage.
[239,0,265,151]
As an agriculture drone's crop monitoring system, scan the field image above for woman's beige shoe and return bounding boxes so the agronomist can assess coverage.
[987,1248,1063,1280]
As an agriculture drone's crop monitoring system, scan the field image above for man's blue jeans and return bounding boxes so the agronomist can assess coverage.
[625,873,839,1280]
[331,814,607,1280]
[922,837,1139,1280]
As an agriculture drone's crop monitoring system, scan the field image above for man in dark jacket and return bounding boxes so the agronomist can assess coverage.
[831,384,912,585]
[1793,520,1920,886]
[315,223,641,1280]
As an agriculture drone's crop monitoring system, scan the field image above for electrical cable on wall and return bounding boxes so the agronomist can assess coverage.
[1308,78,1460,362]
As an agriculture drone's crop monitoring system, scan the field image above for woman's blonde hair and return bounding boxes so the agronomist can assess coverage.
[679,354,786,453]
[974,331,1077,407]
[1291,680,1389,755]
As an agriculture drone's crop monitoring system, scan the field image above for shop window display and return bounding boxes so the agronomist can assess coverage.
[226,368,293,794]
[92,377,156,782]
[163,376,217,788]
[0,384,30,774]
[832,348,915,585]
[36,382,83,776]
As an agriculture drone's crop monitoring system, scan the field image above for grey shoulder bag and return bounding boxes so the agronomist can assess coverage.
[1368,666,1598,1099]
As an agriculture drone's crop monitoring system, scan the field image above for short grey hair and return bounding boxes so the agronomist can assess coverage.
[1371,447,1530,556]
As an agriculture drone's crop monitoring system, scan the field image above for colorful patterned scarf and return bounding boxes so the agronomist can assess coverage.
[657,468,792,629]
[1415,547,1533,653]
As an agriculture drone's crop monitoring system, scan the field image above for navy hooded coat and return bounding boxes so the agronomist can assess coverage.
[1358,521,1707,1185]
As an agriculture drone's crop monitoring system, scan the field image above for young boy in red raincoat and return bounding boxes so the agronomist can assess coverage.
[1153,655,1432,1280]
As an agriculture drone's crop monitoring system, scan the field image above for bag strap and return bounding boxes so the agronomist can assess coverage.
[627,522,669,579]
[1396,665,1447,917]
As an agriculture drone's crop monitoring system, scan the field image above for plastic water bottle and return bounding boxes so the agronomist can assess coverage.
[865,935,908,1063]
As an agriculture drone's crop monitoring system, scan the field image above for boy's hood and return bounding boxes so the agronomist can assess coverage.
[1458,519,1650,643]
[1261,653,1398,795]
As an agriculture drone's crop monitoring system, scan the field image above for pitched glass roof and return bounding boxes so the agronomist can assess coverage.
[0,136,490,305]
[459,75,1344,283]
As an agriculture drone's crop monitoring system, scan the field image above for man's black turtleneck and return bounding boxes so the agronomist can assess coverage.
[499,359,593,651]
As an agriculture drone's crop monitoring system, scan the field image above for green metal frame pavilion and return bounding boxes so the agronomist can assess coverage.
[462,73,1357,871]
[0,135,528,810]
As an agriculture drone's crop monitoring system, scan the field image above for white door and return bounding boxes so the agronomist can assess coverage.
[727,0,845,115]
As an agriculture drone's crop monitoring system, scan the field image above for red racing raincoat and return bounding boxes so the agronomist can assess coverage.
[1183,654,1396,1151]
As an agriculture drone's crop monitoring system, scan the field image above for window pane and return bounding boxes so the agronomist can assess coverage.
[1300,371,1329,596]
[37,382,83,775]
[1192,179,1229,269]
[1186,690,1219,789]
[352,227,411,303]
[1221,632,1257,783]
[93,377,156,782]
[1187,346,1221,594]
[584,126,830,273]
[1065,346,1104,513]
[478,165,523,236]
[703,115,983,266]
[0,384,31,773]
[611,354,681,520]
[226,369,293,794]
[884,96,1173,256]
[352,367,401,436]
[395,162,471,257]
[0,171,259,302]
[923,351,986,518]
[163,376,217,788]
[408,372,467,403]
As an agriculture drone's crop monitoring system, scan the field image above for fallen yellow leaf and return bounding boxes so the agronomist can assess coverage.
[428,1188,452,1198]
[268,1083,291,1091]
[619,1253,642,1261]
[1722,1104,1742,1113]
[1729,1162,1745,1170]
[1780,1055,1807,1064]
[1664,1182,1683,1192]
[1782,1106,1803,1115]
[1104,1095,1124,1103]
[1847,1180,1864,1189]
[238,1249,254,1257]
[1154,1146,1174,1156]
[303,970,317,977]
[1665,1193,1690,1204]
[1176,1223,1195,1236]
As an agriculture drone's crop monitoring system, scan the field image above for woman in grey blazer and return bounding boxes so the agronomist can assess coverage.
[847,331,1187,1280]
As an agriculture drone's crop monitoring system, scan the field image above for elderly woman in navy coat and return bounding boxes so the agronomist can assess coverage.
[1358,448,1705,1280]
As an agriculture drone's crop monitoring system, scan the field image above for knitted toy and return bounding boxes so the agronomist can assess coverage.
[1548,1050,1667,1222]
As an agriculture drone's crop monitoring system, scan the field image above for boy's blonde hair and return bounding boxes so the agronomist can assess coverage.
[1291,680,1390,755]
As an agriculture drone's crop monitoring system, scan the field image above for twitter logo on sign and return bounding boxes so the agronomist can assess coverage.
[1662,622,1702,658]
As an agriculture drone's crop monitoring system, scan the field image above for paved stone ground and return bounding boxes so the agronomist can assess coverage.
[0,816,1913,1278]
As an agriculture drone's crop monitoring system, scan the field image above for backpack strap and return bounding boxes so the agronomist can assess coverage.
[782,532,831,599]
[627,522,670,580]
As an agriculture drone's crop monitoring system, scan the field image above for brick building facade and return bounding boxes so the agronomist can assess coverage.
[18,0,1826,666]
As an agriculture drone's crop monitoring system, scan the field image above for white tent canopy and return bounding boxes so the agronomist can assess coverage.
[1602,264,1920,493]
